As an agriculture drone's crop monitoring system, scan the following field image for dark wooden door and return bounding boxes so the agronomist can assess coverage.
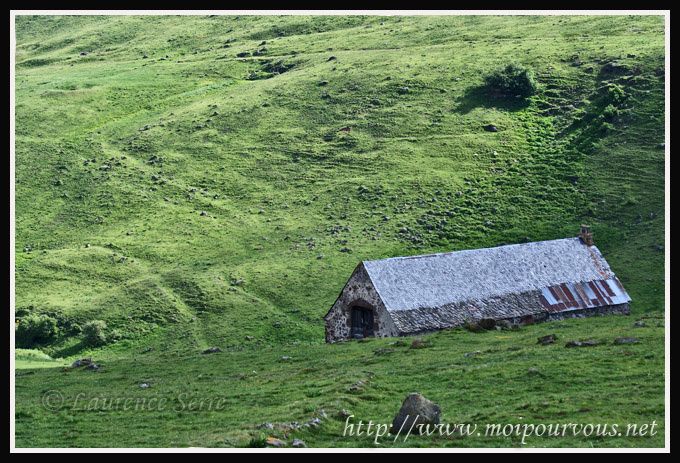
[350,307,374,339]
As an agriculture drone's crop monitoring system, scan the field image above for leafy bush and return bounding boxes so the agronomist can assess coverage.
[82,320,108,347]
[602,104,619,121]
[605,83,627,106]
[246,433,267,448]
[15,314,60,347]
[484,64,537,98]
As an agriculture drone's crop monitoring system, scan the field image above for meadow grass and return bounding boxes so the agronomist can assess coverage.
[14,15,665,447]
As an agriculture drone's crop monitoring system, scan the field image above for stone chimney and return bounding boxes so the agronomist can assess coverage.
[579,224,594,246]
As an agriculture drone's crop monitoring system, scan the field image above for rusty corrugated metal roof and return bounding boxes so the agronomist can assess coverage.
[539,277,630,312]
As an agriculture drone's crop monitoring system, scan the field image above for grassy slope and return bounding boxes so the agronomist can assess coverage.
[14,15,665,447]
[15,313,665,447]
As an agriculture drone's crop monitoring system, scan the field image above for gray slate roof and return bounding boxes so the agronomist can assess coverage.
[363,237,624,313]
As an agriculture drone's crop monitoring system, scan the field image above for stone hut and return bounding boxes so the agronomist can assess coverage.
[324,228,630,342]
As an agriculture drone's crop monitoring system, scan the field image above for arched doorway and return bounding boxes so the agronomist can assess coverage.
[350,306,374,339]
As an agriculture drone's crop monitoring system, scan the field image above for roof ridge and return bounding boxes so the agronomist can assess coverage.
[362,236,583,265]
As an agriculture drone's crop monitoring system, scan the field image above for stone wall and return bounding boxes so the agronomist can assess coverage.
[501,303,630,325]
[324,264,399,343]
[544,302,630,322]
[396,303,631,338]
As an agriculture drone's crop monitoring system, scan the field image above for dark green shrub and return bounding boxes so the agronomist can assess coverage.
[82,320,108,347]
[602,104,619,121]
[604,83,627,106]
[15,314,60,347]
[246,433,267,448]
[484,64,537,98]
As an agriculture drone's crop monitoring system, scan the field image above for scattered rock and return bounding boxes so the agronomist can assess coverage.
[565,339,601,348]
[265,436,286,448]
[318,80,329,86]
[257,422,274,430]
[339,247,352,253]
[633,320,646,328]
[483,124,498,132]
[614,337,639,345]
[464,350,481,358]
[397,86,410,95]
[527,367,543,376]
[202,347,222,354]
[327,56,337,61]
[199,211,208,216]
[79,51,88,56]
[464,320,484,333]
[348,380,366,393]
[409,338,431,349]
[495,319,517,330]
[337,409,352,419]
[245,335,255,341]
[71,358,93,368]
[139,383,150,389]
[391,393,441,434]
[537,334,557,345]
[292,439,306,448]
[86,363,100,371]
[280,355,292,362]
[306,417,322,428]
[601,61,630,75]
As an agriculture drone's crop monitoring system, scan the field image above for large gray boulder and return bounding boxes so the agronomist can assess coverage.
[391,393,441,434]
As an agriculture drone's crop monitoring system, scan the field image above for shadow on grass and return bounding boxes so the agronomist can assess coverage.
[52,341,87,359]
[455,85,531,114]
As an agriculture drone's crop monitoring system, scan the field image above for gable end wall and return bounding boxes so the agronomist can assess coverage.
[324,264,399,342]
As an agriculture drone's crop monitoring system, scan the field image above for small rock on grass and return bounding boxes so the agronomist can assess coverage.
[410,338,431,349]
[265,436,286,447]
[565,339,601,348]
[614,337,639,345]
[292,439,306,448]
[71,358,93,368]
[336,409,352,419]
[537,334,557,345]
[202,347,222,354]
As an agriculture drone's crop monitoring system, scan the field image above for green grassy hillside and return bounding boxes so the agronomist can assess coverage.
[13,15,666,448]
